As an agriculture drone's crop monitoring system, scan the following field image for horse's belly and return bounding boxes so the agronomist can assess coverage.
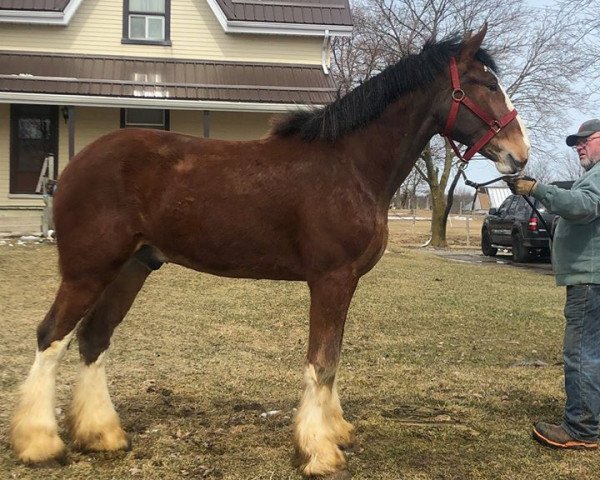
[152,226,304,281]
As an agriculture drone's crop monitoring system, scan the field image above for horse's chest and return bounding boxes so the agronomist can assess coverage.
[353,223,388,275]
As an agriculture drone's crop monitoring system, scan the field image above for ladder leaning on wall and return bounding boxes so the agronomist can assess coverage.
[35,154,57,238]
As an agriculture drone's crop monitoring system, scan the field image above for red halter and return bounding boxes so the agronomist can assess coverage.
[442,57,518,162]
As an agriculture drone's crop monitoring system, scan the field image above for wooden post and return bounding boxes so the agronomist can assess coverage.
[466,211,470,246]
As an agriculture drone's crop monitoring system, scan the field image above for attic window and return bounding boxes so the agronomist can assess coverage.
[122,0,171,46]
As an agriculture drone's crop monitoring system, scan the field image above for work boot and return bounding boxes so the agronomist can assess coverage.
[532,422,598,450]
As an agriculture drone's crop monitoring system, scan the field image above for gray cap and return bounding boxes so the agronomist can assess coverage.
[566,119,600,146]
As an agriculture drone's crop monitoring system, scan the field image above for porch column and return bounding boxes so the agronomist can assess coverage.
[67,105,75,160]
[203,110,210,138]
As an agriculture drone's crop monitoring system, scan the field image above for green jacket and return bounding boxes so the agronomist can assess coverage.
[532,162,600,286]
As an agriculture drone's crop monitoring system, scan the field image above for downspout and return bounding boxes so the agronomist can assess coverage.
[321,29,330,74]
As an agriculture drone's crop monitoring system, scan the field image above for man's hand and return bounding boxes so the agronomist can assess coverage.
[506,176,537,196]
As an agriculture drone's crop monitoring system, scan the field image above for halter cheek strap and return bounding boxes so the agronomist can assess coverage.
[442,57,518,162]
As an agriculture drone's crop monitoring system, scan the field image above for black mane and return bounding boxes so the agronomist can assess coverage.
[271,35,497,142]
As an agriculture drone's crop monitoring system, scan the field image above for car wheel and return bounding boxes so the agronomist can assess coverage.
[512,232,530,262]
[481,228,498,256]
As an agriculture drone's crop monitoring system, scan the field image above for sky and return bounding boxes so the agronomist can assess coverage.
[455,0,597,189]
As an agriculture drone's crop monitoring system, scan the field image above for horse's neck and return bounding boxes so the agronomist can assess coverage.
[340,90,438,207]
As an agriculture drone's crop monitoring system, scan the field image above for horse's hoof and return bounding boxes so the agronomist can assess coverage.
[69,417,130,453]
[74,433,131,454]
[339,439,360,452]
[27,452,70,468]
[310,470,352,480]
[11,428,68,466]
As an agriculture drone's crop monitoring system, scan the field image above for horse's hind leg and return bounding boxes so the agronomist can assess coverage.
[10,276,118,463]
[295,269,358,479]
[68,250,157,452]
[10,233,141,464]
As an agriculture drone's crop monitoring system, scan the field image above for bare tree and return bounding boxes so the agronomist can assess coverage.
[331,8,389,93]
[524,157,557,185]
[552,151,585,181]
[331,0,600,247]
[391,166,426,209]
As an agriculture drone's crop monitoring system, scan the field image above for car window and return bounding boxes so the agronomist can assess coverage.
[515,197,531,218]
[506,197,518,216]
[497,196,514,215]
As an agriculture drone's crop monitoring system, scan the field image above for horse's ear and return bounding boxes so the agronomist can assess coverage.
[458,23,487,62]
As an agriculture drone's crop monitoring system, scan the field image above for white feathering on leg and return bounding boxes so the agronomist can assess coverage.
[294,363,351,476]
[68,351,128,451]
[10,332,75,463]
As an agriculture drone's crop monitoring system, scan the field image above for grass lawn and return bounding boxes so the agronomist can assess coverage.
[0,221,595,479]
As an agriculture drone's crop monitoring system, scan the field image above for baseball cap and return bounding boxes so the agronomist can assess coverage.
[566,119,600,146]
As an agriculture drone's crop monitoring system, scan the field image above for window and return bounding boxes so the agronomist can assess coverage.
[123,0,171,45]
[497,197,513,215]
[515,197,531,219]
[121,108,170,130]
[506,198,518,217]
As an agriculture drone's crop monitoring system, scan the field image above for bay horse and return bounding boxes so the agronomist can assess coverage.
[11,25,529,478]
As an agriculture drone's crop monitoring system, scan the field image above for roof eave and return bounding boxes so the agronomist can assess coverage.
[0,0,83,25]
[0,92,322,112]
[206,0,352,37]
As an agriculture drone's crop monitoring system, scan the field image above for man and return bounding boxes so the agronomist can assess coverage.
[509,118,600,450]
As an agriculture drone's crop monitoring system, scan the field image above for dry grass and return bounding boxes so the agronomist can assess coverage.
[0,220,596,479]
[387,210,484,248]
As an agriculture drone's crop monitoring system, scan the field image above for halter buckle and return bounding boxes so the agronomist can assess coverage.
[491,121,502,133]
[452,89,465,101]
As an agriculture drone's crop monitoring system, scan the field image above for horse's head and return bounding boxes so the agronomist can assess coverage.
[435,25,530,174]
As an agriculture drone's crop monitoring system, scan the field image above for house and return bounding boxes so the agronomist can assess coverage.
[473,183,512,211]
[0,0,352,226]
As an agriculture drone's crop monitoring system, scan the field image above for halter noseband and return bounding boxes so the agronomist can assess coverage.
[442,57,518,162]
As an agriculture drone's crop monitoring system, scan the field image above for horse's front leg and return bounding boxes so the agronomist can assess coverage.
[295,269,358,479]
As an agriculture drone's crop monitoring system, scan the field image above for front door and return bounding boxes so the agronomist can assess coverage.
[10,105,58,194]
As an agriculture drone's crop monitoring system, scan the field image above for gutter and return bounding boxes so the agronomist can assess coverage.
[0,92,321,113]
[0,0,83,25]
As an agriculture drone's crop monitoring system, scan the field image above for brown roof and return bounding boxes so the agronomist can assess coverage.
[215,0,352,26]
[0,51,337,105]
[0,0,70,11]
[1,0,353,26]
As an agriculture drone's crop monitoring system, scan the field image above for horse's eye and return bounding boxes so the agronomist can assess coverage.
[487,84,498,92]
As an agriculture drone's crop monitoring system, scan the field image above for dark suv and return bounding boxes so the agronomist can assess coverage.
[481,181,573,262]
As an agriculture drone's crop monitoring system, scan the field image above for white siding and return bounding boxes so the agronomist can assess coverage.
[210,111,272,140]
[0,0,323,64]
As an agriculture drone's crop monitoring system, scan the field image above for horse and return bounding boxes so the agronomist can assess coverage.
[10,25,529,479]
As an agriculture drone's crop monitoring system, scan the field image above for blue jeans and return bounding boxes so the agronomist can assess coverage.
[561,285,600,441]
